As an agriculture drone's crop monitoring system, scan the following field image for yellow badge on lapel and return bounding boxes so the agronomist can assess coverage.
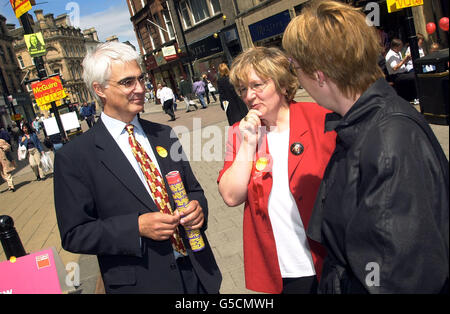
[156,146,168,158]
[255,157,269,172]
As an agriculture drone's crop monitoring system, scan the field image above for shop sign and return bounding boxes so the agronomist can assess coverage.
[387,0,423,13]
[162,45,178,62]
[155,51,167,66]
[31,76,66,108]
[249,10,291,43]
[9,0,32,18]
[189,36,222,60]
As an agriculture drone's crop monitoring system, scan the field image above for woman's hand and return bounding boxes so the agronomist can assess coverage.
[239,109,262,148]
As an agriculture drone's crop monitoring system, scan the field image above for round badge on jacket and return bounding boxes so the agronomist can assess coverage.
[290,142,304,155]
[156,146,168,158]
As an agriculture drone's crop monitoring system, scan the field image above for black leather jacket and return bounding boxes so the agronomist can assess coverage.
[308,79,449,293]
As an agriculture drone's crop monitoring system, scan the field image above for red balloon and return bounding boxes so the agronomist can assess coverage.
[439,17,449,32]
[426,22,436,35]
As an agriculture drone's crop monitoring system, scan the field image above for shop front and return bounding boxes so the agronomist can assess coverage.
[248,10,292,48]
[188,34,224,84]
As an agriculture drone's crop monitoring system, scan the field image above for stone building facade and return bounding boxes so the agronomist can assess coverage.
[10,10,97,115]
[0,14,33,128]
[127,0,242,94]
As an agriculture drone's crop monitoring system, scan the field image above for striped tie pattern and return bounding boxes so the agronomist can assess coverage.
[125,124,186,256]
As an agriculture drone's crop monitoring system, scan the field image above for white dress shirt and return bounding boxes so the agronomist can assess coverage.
[101,112,162,202]
[385,49,407,75]
[101,112,183,258]
[157,86,175,103]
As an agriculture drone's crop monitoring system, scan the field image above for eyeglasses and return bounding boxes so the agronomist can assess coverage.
[238,80,269,97]
[107,73,146,90]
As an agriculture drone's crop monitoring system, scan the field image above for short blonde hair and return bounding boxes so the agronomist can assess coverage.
[282,0,383,98]
[229,47,299,102]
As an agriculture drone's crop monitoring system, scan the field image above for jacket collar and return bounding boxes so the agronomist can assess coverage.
[93,118,159,212]
[324,78,392,147]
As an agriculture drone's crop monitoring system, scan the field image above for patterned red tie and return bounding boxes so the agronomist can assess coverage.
[125,124,187,256]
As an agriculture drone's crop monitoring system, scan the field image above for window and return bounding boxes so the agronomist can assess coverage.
[137,28,146,54]
[190,0,210,23]
[140,0,146,9]
[163,11,175,40]
[146,24,155,50]
[18,56,25,68]
[154,14,166,44]
[129,0,135,16]
[179,0,219,28]
[179,2,192,28]
[210,0,221,14]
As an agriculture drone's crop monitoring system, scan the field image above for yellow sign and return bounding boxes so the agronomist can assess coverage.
[9,0,32,18]
[24,32,46,57]
[31,76,66,108]
[387,0,423,13]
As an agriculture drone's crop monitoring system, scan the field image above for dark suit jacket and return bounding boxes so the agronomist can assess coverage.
[54,118,222,293]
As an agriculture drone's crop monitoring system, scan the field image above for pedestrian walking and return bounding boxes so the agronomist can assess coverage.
[0,138,16,192]
[80,102,96,128]
[54,42,222,294]
[202,74,217,104]
[157,82,176,121]
[19,122,45,181]
[192,77,207,109]
[216,63,248,125]
[283,0,449,293]
[32,116,41,134]
[178,76,198,112]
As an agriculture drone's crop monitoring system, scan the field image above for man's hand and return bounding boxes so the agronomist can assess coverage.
[138,212,180,241]
[179,200,204,230]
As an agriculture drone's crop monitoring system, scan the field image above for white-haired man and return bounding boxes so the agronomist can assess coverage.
[53,42,221,294]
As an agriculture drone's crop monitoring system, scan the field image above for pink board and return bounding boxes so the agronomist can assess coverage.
[0,248,62,294]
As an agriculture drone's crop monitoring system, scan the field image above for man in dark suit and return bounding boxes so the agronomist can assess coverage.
[53,42,221,294]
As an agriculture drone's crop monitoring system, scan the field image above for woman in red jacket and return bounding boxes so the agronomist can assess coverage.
[217,47,336,293]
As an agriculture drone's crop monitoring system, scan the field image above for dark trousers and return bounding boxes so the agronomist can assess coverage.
[282,275,318,294]
[163,99,175,120]
[176,256,207,294]
[392,71,417,102]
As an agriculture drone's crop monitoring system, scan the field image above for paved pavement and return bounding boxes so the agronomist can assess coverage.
[1,89,448,294]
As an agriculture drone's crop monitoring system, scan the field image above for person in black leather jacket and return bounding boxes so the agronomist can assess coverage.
[283,0,448,293]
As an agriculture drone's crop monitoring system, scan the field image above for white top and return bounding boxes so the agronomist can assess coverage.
[267,128,316,278]
[101,112,162,200]
[385,49,407,75]
[156,86,175,103]
[405,47,435,73]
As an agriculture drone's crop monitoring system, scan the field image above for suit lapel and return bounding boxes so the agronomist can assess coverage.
[93,119,157,211]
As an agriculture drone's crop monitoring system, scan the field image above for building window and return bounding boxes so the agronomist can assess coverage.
[190,0,210,23]
[179,0,220,28]
[179,1,192,28]
[146,24,155,50]
[163,11,175,40]
[210,0,221,14]
[129,0,135,16]
[18,56,25,68]
[154,14,166,44]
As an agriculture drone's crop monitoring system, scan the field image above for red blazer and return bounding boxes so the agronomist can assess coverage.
[218,102,336,293]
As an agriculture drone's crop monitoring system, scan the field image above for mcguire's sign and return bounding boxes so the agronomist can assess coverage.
[9,0,32,18]
[387,0,423,13]
[31,76,66,107]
